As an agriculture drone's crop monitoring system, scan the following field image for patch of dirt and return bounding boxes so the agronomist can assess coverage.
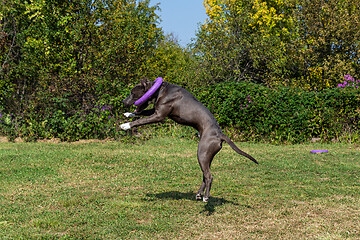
[0,136,26,143]
[0,136,115,144]
[70,139,115,144]
[37,138,62,144]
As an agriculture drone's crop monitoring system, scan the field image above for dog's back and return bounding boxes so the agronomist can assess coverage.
[161,83,222,134]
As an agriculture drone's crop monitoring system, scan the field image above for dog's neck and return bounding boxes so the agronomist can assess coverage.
[150,81,169,103]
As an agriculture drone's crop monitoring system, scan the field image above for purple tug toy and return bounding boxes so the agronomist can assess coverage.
[310,150,328,154]
[134,77,163,107]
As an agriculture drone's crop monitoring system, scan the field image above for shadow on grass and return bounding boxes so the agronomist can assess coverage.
[145,191,251,216]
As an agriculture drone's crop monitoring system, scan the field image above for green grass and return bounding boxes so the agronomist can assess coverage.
[0,137,359,239]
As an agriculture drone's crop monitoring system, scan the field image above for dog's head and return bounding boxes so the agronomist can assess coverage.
[123,78,153,113]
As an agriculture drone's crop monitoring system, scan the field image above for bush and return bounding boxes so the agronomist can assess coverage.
[0,94,129,142]
[1,81,360,144]
[195,81,360,143]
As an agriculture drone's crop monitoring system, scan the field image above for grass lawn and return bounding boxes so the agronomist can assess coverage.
[0,137,359,239]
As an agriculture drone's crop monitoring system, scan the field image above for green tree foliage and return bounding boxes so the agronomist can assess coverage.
[194,0,296,85]
[96,0,163,88]
[289,0,360,90]
[194,0,360,89]
[0,0,163,113]
[147,34,197,88]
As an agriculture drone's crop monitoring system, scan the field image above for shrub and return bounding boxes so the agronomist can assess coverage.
[1,81,359,143]
[195,81,360,143]
[0,98,128,142]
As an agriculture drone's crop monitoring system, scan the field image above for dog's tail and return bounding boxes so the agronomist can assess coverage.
[221,135,258,164]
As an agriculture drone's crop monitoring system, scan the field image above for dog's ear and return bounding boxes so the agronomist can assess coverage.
[140,78,151,91]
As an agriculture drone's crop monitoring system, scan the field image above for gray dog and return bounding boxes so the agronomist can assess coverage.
[121,78,258,202]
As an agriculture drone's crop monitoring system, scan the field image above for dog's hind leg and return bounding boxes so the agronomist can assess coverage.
[196,177,206,201]
[196,137,222,202]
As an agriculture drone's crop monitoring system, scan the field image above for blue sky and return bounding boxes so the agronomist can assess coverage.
[149,0,207,46]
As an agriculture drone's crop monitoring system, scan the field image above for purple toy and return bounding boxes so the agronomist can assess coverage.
[310,150,328,154]
[134,77,163,106]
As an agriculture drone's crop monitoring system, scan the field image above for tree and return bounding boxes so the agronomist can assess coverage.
[289,0,360,90]
[96,0,163,88]
[1,0,33,111]
[195,0,296,85]
[147,34,197,88]
[194,0,360,89]
[0,0,163,113]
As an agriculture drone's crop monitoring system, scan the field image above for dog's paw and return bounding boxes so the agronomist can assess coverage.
[120,123,131,130]
[196,194,203,201]
[203,197,209,203]
[124,112,136,118]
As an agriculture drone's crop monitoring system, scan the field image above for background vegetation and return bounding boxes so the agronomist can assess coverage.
[1,0,360,143]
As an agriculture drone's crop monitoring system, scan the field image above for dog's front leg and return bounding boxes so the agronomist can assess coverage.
[124,109,155,118]
[124,112,136,118]
[121,109,168,130]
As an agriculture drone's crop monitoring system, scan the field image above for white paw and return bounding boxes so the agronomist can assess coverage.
[203,197,209,203]
[124,112,136,118]
[121,123,131,130]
